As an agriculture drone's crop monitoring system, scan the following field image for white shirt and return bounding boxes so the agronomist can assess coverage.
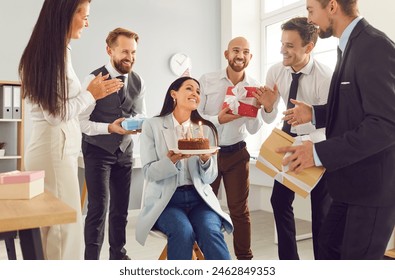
[28,46,95,125]
[262,57,332,136]
[172,114,193,187]
[198,69,263,146]
[171,114,211,187]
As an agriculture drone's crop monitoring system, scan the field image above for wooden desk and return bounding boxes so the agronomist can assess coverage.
[0,191,76,259]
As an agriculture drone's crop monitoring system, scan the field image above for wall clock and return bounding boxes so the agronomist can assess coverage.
[169,53,192,76]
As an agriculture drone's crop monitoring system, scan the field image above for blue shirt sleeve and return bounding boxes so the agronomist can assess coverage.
[313,144,323,166]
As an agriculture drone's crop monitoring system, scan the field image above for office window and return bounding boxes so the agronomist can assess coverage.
[246,0,337,157]
[264,0,303,14]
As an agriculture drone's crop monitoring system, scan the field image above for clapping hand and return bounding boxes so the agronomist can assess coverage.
[87,72,124,100]
[254,85,279,113]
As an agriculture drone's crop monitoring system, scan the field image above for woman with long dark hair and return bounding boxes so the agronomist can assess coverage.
[136,76,233,259]
[18,0,122,259]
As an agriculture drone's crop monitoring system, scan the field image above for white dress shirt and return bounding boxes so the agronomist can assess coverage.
[172,114,193,186]
[28,46,95,125]
[262,56,332,136]
[198,69,263,146]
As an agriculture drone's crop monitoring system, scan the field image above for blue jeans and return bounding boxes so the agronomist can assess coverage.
[154,186,231,260]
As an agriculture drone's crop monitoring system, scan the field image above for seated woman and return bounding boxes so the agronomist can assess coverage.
[135,76,233,260]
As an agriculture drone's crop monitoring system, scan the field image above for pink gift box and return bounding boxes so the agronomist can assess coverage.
[222,86,259,118]
[0,170,45,184]
[0,170,45,199]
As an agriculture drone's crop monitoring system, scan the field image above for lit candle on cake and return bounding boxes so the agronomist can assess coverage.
[198,121,204,138]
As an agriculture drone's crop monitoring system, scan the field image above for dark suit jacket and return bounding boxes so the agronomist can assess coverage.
[314,19,395,207]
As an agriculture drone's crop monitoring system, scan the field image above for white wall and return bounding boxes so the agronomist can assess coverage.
[359,0,395,41]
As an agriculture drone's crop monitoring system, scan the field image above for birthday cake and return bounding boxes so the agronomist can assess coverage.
[178,138,210,150]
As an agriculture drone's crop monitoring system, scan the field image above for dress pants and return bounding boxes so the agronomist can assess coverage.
[271,178,331,259]
[82,142,132,260]
[211,147,253,260]
[318,200,395,259]
[25,119,84,260]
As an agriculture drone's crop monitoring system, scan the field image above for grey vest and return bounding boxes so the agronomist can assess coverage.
[82,66,142,154]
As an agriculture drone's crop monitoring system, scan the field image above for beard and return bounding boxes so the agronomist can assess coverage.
[318,18,334,39]
[113,58,133,74]
[228,58,249,72]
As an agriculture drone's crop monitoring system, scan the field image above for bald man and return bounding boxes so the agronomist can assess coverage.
[198,37,265,260]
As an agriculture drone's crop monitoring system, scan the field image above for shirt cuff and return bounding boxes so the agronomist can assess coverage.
[313,144,323,166]
[199,157,211,169]
[175,160,182,169]
[97,122,111,134]
[311,107,316,126]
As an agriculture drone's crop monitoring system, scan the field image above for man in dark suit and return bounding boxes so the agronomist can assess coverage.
[79,27,146,260]
[278,0,395,259]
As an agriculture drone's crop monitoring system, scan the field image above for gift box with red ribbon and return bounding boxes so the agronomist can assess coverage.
[222,85,259,118]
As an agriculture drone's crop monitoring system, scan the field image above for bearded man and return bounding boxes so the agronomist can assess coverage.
[198,37,265,260]
[80,27,146,260]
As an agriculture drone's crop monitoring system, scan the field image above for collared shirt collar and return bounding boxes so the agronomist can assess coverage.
[339,16,363,53]
[105,62,128,83]
[285,55,314,75]
[172,114,192,139]
[172,113,191,128]
[220,68,254,85]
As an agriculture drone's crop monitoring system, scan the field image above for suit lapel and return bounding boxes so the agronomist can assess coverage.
[161,115,177,150]
[326,19,369,132]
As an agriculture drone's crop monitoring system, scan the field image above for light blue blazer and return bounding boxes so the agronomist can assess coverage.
[135,114,233,245]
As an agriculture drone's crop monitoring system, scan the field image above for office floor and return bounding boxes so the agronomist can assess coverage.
[0,210,314,260]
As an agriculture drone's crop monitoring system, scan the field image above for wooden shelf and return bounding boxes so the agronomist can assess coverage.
[0,119,22,122]
[0,80,21,86]
[0,80,23,171]
[0,156,22,160]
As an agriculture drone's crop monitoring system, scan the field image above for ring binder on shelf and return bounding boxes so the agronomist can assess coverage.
[0,85,13,119]
[12,85,21,119]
